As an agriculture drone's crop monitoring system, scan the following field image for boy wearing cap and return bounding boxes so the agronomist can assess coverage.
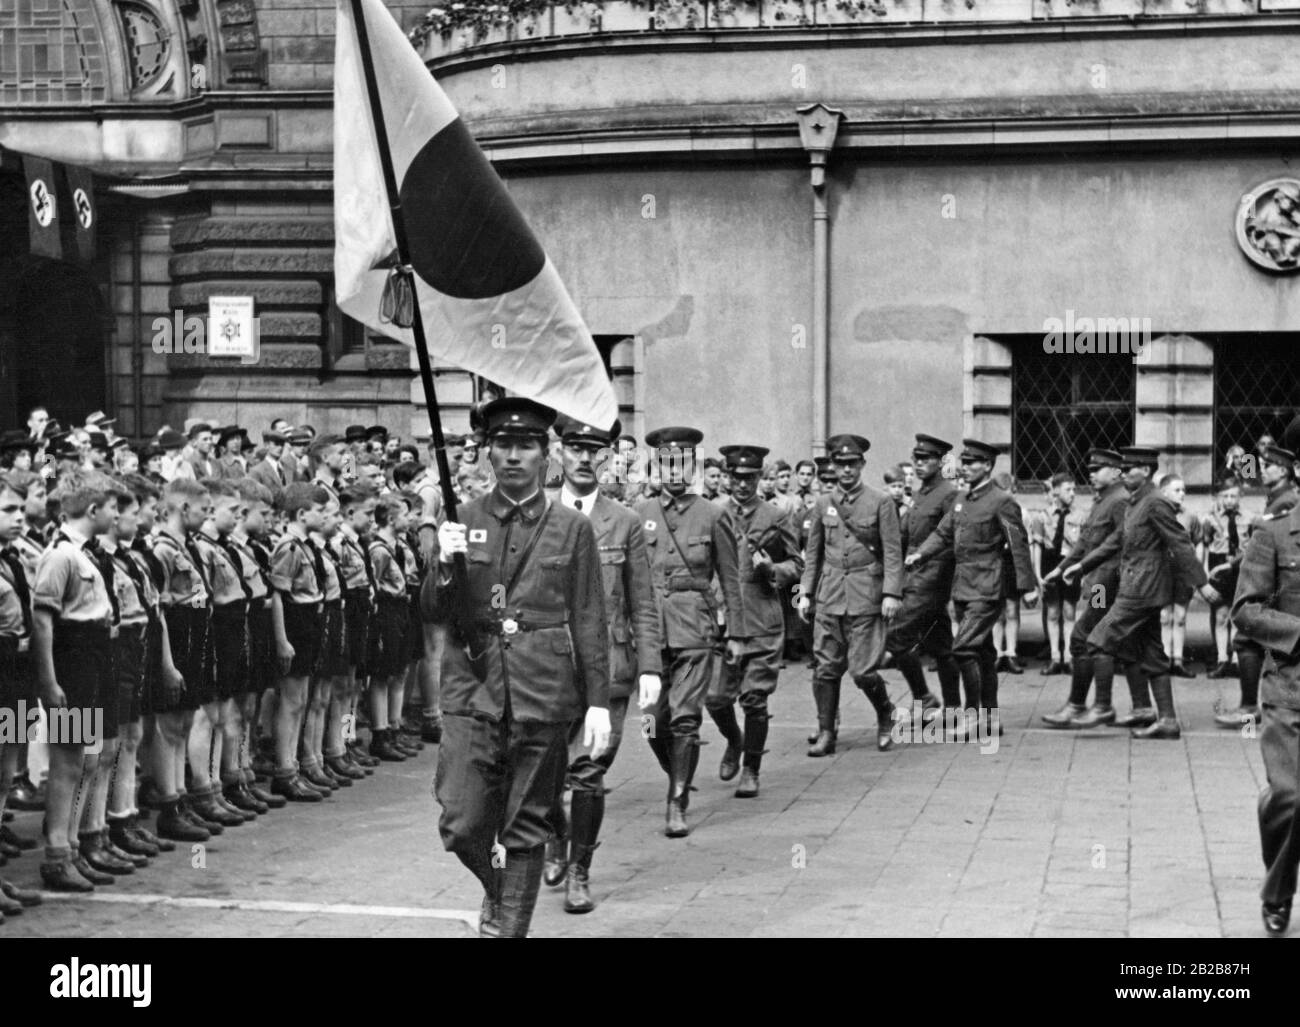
[635,427,741,837]
[799,434,905,754]
[1041,449,1128,728]
[907,440,1037,736]
[883,434,960,718]
[1218,445,1299,728]
[1070,448,1216,739]
[1231,443,1300,935]
[706,445,801,798]
[540,416,662,911]
[433,397,611,937]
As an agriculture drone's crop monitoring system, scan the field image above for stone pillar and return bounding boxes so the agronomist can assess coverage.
[1135,333,1214,489]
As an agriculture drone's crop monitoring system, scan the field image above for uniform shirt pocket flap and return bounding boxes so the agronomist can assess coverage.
[599,548,626,565]
[540,555,571,571]
[550,632,573,654]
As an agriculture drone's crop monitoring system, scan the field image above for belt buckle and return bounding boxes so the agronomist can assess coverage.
[501,618,519,636]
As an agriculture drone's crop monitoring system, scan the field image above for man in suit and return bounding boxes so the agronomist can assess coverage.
[187,422,218,480]
[541,416,662,912]
[636,427,741,838]
[1071,446,1217,739]
[908,439,1037,736]
[1041,448,1128,728]
[249,429,291,493]
[705,444,801,798]
[1231,445,1300,936]
[798,433,904,755]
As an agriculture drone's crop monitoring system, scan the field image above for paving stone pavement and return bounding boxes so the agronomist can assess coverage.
[0,660,1271,938]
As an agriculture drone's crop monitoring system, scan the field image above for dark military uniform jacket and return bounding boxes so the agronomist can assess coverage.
[634,491,741,651]
[913,478,1034,603]
[1215,483,1300,588]
[1061,481,1127,595]
[1232,503,1300,710]
[724,495,802,641]
[800,481,903,617]
[429,487,609,724]
[901,476,957,599]
[1077,479,1205,609]
[553,490,662,700]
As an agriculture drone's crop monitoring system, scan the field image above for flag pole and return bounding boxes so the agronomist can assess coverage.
[347,0,461,528]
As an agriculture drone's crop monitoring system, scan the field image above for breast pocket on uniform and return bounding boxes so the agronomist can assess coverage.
[540,555,571,574]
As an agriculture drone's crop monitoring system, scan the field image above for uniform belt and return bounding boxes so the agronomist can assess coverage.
[324,598,343,609]
[665,578,711,592]
[214,599,248,615]
[54,620,112,640]
[175,595,208,610]
[476,618,569,635]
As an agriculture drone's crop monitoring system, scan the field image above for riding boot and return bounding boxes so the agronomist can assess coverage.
[1238,647,1263,710]
[893,649,932,701]
[708,703,744,782]
[808,676,838,757]
[646,719,672,777]
[564,790,603,914]
[956,656,982,712]
[1131,675,1181,740]
[497,845,546,938]
[856,672,897,751]
[665,734,697,838]
[736,709,768,797]
[934,654,962,709]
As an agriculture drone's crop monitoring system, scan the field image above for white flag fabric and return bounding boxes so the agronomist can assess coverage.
[334,0,618,430]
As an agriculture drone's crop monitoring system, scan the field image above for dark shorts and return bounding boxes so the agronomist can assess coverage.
[318,599,348,678]
[247,599,274,695]
[113,622,148,725]
[408,591,424,661]
[282,599,323,680]
[52,621,116,743]
[0,635,31,713]
[212,601,250,701]
[161,605,209,713]
[343,589,372,675]
[1041,553,1082,605]
[370,594,410,679]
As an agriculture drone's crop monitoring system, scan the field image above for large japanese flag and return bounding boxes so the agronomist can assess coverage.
[334,0,618,430]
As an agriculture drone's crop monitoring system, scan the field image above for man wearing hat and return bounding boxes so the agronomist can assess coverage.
[814,455,837,492]
[216,426,251,480]
[186,423,218,481]
[1069,446,1216,739]
[908,439,1037,735]
[703,444,801,798]
[799,433,904,755]
[1217,443,1300,728]
[540,415,662,912]
[1232,442,1300,934]
[284,429,312,484]
[431,397,611,938]
[883,434,960,717]
[250,428,291,492]
[1041,448,1129,728]
[636,427,741,837]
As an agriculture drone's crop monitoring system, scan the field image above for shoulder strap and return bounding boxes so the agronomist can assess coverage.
[656,496,697,569]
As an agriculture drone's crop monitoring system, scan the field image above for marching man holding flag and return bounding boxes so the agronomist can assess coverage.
[334,0,620,936]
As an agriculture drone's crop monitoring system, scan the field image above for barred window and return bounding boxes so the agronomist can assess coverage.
[1212,334,1300,480]
[1009,338,1135,486]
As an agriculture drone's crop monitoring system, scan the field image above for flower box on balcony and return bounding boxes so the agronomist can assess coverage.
[816,0,897,22]
[708,0,764,26]
[651,0,707,28]
[419,29,455,59]
[921,0,1034,20]
[1141,0,1255,14]
[554,2,601,35]
[597,0,655,30]
[511,9,548,37]
[762,0,814,23]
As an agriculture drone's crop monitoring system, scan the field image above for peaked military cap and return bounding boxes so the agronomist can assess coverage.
[720,444,769,474]
[557,415,622,447]
[814,455,837,481]
[825,434,870,460]
[645,426,704,451]
[481,397,556,439]
[1085,448,1124,469]
[1119,446,1160,469]
[1262,444,1298,467]
[960,439,1000,462]
[912,434,953,458]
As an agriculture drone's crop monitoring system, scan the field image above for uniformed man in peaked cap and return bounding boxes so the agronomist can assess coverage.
[704,444,801,799]
[798,433,904,755]
[431,397,611,937]
[1071,446,1215,740]
[636,427,741,838]
[908,439,1037,736]
[882,434,960,716]
[539,415,662,913]
[1040,448,1126,728]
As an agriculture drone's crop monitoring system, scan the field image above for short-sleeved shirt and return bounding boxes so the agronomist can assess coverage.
[105,542,151,627]
[270,532,323,604]
[31,526,113,624]
[195,532,246,607]
[1199,508,1248,558]
[227,531,269,601]
[1029,504,1087,556]
[153,528,208,608]
[313,535,342,602]
[0,551,26,637]
[335,529,372,591]
[369,538,406,598]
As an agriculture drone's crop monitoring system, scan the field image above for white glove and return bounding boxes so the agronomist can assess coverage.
[637,673,662,711]
[584,706,612,759]
[437,521,467,564]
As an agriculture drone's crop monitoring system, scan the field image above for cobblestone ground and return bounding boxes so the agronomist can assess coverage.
[0,654,1270,939]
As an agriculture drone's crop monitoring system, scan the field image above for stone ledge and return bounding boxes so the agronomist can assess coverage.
[169,249,335,278]
[171,217,334,248]
[169,280,324,307]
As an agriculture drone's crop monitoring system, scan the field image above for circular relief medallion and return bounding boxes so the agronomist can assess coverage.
[1238,179,1300,273]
